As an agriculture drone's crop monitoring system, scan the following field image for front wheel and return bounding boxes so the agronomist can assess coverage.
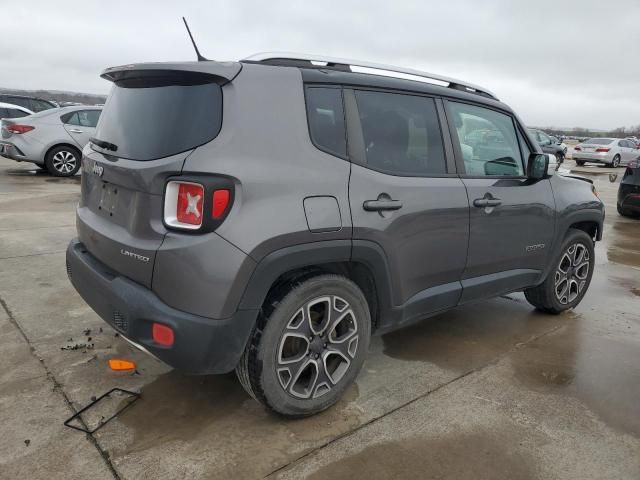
[524,229,595,314]
[576,160,585,166]
[236,274,371,417]
[45,146,81,177]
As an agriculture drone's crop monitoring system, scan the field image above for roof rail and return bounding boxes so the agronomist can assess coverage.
[242,52,498,100]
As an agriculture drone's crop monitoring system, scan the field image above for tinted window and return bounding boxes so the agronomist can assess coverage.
[29,99,55,112]
[0,108,8,118]
[76,110,100,128]
[93,82,222,161]
[305,87,347,158]
[62,112,80,125]
[449,102,524,177]
[7,108,29,118]
[354,90,446,176]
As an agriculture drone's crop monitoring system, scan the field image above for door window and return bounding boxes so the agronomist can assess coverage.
[449,102,524,177]
[354,90,446,176]
[77,110,101,128]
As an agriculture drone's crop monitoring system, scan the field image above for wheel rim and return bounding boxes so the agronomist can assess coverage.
[52,151,77,174]
[554,243,590,305]
[613,156,620,167]
[276,295,359,399]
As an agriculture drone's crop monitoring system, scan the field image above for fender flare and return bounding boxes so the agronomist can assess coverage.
[237,239,396,324]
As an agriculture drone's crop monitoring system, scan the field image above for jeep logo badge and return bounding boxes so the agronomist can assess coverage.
[92,163,104,177]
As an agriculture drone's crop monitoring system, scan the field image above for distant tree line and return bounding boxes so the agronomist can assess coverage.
[535,124,640,139]
[0,88,106,106]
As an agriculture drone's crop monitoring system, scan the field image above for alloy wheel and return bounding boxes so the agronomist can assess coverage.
[554,242,590,305]
[276,295,359,399]
[52,150,77,174]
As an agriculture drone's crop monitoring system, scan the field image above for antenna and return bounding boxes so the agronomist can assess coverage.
[182,17,208,62]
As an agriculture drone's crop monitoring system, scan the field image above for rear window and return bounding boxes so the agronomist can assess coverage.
[92,82,222,161]
[305,87,347,158]
[583,138,614,145]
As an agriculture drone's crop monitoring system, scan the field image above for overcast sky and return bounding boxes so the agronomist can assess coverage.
[1,0,639,130]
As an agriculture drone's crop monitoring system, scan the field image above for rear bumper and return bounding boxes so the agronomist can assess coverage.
[66,239,258,374]
[573,152,612,164]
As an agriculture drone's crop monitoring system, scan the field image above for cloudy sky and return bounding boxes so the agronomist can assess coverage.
[2,0,639,130]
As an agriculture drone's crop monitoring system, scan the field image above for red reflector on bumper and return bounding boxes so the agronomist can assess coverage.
[152,323,174,346]
[212,189,230,219]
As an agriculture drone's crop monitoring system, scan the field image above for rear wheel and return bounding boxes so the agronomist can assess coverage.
[524,229,595,314]
[236,274,371,417]
[45,146,81,177]
[575,160,585,166]
[611,155,621,168]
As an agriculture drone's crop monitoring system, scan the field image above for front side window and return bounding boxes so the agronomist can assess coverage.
[449,102,524,177]
[354,90,446,176]
[305,87,347,158]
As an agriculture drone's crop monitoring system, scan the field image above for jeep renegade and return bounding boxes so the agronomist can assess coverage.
[66,53,604,416]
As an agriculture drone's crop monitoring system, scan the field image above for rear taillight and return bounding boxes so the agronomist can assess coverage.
[164,181,205,230]
[7,124,34,134]
[212,189,230,219]
[163,178,234,232]
[595,148,610,153]
[574,146,582,151]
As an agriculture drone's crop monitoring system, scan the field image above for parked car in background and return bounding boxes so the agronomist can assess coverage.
[573,138,638,167]
[0,105,101,176]
[0,102,33,119]
[528,128,566,163]
[549,134,567,154]
[0,94,57,112]
[617,158,640,217]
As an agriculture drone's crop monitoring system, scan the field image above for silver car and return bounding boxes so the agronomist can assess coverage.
[573,137,638,168]
[0,106,102,176]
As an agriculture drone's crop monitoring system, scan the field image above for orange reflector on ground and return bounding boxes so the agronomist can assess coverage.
[108,359,136,371]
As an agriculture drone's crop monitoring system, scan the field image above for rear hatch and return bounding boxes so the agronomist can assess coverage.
[77,61,241,287]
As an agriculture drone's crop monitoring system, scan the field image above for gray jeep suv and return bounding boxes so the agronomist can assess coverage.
[66,53,604,416]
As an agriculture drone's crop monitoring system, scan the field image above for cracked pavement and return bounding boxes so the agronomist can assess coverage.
[0,158,638,479]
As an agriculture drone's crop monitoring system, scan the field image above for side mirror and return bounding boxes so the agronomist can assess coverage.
[527,153,549,180]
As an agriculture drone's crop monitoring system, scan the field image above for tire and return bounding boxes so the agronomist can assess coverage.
[524,229,595,314]
[611,155,621,168]
[236,274,371,417]
[45,145,81,177]
[576,160,585,166]
[617,203,627,217]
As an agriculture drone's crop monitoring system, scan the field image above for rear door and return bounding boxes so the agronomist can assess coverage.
[444,100,555,302]
[347,89,469,321]
[77,70,229,287]
[62,110,101,148]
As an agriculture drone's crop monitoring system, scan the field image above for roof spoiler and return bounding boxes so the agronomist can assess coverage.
[101,61,242,86]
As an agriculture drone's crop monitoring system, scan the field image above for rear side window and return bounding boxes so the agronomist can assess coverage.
[305,87,347,158]
[354,90,446,176]
[7,108,29,118]
[93,82,222,161]
[0,108,8,118]
[29,99,55,112]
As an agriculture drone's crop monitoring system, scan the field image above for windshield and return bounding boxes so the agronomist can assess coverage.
[583,138,614,145]
[92,81,223,161]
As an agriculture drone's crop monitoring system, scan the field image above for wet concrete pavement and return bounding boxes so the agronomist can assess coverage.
[0,158,638,479]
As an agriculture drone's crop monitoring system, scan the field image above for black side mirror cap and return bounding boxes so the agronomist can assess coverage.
[527,153,548,180]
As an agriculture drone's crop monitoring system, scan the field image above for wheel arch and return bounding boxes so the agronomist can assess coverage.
[44,142,82,163]
[238,240,394,332]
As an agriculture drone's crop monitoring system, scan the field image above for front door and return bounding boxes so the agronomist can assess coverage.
[347,89,469,324]
[445,100,556,302]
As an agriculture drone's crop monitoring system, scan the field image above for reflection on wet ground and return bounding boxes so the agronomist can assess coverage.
[382,297,564,372]
[510,318,640,437]
[606,221,640,268]
[307,432,534,480]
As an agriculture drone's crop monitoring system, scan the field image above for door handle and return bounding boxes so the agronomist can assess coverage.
[69,129,83,133]
[363,199,403,211]
[473,197,501,208]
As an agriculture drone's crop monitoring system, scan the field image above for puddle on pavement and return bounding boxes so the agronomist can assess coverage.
[381,297,562,373]
[603,217,640,268]
[116,370,363,462]
[306,432,534,480]
[510,318,640,437]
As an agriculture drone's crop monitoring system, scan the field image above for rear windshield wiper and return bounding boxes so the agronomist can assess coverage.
[90,137,118,152]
